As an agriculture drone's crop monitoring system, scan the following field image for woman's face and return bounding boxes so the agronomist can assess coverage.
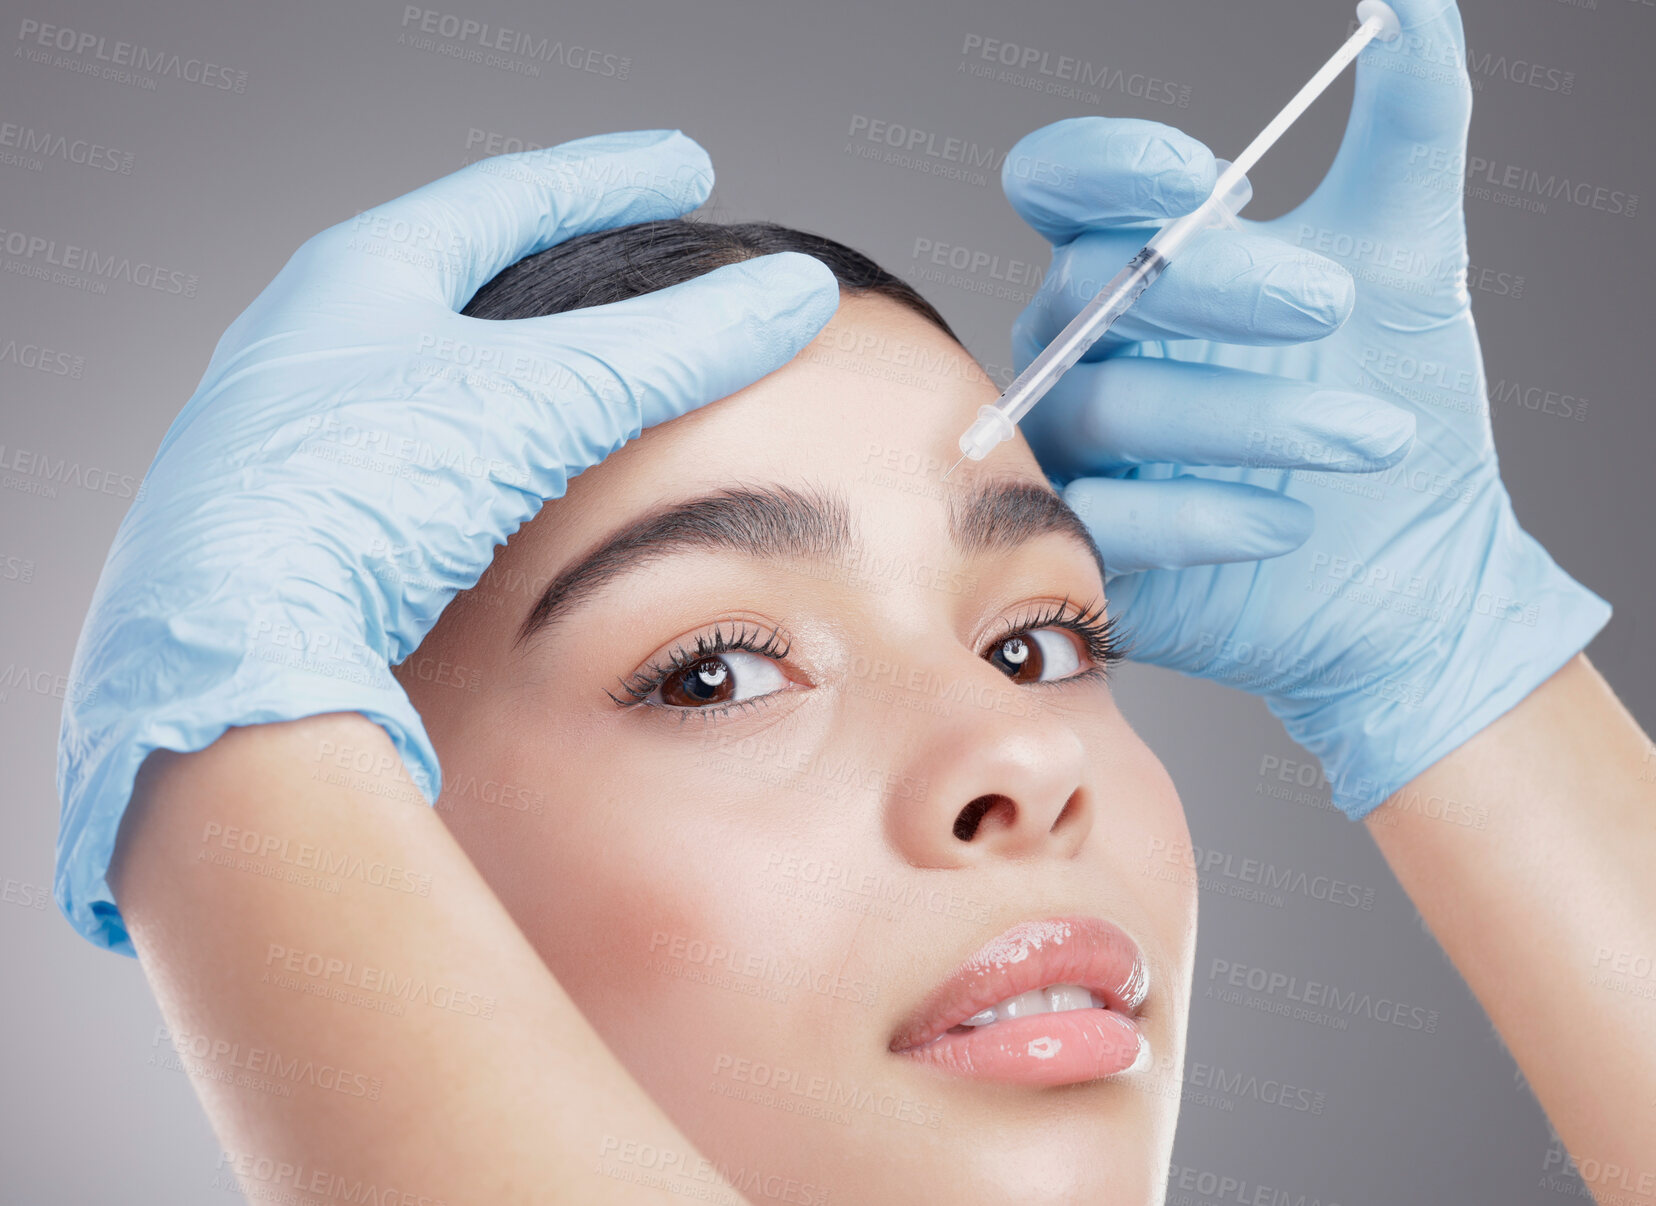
[395,292,1197,1204]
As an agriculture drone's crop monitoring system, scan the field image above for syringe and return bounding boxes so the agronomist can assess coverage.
[944,0,1403,480]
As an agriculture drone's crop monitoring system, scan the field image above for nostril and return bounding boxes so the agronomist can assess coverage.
[954,794,1013,841]
[1051,790,1083,834]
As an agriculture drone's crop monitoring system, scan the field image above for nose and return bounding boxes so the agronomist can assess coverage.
[883,678,1094,868]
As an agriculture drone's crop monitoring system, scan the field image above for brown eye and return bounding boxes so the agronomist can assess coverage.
[986,628,1086,684]
[648,650,789,710]
[989,635,1037,682]
[659,658,733,706]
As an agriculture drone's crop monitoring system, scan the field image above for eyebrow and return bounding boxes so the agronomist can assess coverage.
[513,477,1106,651]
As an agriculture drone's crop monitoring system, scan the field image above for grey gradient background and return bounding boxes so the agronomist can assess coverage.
[1,0,1650,1201]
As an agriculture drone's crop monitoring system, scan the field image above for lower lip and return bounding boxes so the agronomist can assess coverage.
[896,1007,1146,1087]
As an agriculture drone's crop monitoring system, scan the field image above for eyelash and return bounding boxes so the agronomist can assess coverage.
[608,621,793,717]
[987,596,1126,685]
[609,599,1126,721]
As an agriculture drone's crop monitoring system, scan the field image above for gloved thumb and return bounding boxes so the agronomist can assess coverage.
[1291,0,1472,250]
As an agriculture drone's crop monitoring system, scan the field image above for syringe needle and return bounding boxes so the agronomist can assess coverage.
[942,453,967,482]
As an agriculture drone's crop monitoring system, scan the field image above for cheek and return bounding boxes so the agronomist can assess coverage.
[469,710,875,1098]
[1084,711,1198,998]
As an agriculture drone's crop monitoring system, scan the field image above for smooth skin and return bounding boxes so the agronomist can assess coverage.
[381,297,1194,1202]
[88,0,1656,1184]
[114,297,1202,1205]
[111,302,1655,1204]
[1365,654,1656,1192]
[61,118,1414,1202]
[112,642,1656,1204]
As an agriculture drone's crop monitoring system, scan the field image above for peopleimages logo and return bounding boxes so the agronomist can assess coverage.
[0,120,134,172]
[398,7,631,78]
[0,442,140,500]
[957,33,1192,107]
[1405,144,1639,217]
[1181,1059,1328,1114]
[711,1054,942,1129]
[15,19,248,91]
[150,1026,382,1099]
[0,339,84,376]
[1207,958,1440,1034]
[649,931,879,1007]
[199,821,433,895]
[1145,838,1377,910]
[0,226,198,295]
[1166,1162,1345,1206]
[596,1136,830,1206]
[263,944,495,1018]
[214,1152,446,1206]
[847,115,1002,170]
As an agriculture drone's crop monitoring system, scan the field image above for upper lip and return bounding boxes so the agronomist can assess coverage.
[888,915,1150,1053]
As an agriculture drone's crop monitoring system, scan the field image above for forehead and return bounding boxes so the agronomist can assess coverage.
[573,293,1028,498]
[494,294,1052,589]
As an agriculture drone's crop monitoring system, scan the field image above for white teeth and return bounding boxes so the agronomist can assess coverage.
[959,983,1107,1027]
[999,988,1049,1019]
[1044,984,1095,1012]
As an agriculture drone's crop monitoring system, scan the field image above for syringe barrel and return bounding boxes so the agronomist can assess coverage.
[991,163,1243,433]
[997,248,1171,426]
[1146,167,1254,261]
[962,4,1390,463]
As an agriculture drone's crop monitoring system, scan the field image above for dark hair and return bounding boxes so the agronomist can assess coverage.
[462,218,960,344]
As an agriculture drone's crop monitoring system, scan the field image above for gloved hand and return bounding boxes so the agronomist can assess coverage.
[1007,0,1610,817]
[56,129,841,952]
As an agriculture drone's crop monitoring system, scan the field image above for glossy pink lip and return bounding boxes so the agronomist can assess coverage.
[889,916,1151,1087]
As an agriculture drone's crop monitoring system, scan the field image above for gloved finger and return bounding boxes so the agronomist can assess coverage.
[1012,226,1355,364]
[1285,0,1471,248]
[465,251,840,480]
[1062,475,1314,575]
[1001,117,1218,245]
[1024,356,1416,482]
[320,129,715,310]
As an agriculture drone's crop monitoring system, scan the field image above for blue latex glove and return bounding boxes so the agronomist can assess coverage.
[1008,0,1610,817]
[55,129,841,953]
